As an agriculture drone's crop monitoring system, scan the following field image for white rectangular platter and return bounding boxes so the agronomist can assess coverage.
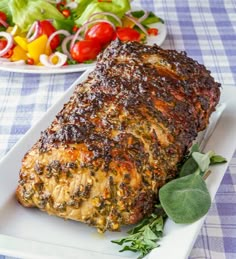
[0,70,236,259]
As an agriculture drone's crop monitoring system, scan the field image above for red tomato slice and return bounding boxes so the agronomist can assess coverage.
[0,39,7,50]
[85,22,115,46]
[116,27,141,42]
[0,11,7,22]
[0,39,14,58]
[38,20,60,50]
[70,40,101,63]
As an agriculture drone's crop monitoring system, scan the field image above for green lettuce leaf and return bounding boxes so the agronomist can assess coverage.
[0,0,13,24]
[8,0,64,31]
[53,19,75,33]
[73,0,131,25]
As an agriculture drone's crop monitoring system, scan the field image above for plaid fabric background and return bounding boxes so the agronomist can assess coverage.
[0,0,235,258]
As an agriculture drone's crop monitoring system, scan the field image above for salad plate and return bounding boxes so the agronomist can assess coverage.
[0,22,167,74]
[0,70,235,259]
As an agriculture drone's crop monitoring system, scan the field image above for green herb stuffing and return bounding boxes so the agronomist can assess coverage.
[112,143,226,258]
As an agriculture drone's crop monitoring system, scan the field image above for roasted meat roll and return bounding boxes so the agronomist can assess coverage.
[16,40,221,232]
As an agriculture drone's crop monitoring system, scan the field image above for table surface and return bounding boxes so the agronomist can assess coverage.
[0,1,235,259]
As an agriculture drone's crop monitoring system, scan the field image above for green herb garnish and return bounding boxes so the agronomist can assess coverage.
[112,209,166,259]
[159,173,211,224]
[112,143,227,258]
[159,147,226,224]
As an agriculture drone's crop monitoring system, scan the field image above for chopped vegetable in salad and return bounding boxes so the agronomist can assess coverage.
[0,0,164,68]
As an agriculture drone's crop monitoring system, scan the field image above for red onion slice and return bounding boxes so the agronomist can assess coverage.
[46,29,71,50]
[8,60,25,65]
[39,52,67,67]
[88,12,122,26]
[27,21,40,42]
[0,32,14,57]
[85,19,116,31]
[10,25,19,36]
[0,18,8,28]
[138,11,150,23]
[65,2,78,9]
[124,15,148,35]
[0,58,25,65]
[61,35,75,60]
[46,0,61,3]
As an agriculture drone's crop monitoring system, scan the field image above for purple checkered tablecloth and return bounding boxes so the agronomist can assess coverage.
[0,0,235,258]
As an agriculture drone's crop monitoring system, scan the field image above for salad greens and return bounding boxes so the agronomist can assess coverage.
[7,0,64,31]
[112,143,226,258]
[0,0,12,22]
[73,0,131,25]
[0,0,131,31]
[0,0,165,66]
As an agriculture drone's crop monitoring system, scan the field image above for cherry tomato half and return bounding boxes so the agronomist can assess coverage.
[62,9,71,18]
[116,27,141,42]
[0,39,7,50]
[56,1,66,11]
[85,22,115,46]
[26,58,35,65]
[0,39,14,58]
[38,20,60,50]
[0,11,7,22]
[72,25,79,33]
[147,28,158,36]
[70,40,101,63]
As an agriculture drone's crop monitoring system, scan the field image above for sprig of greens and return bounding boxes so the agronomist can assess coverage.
[112,207,166,259]
[159,144,226,224]
[112,144,226,258]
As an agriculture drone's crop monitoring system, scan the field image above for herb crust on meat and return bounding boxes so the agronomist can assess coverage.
[16,40,221,232]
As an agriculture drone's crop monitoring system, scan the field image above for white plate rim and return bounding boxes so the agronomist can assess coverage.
[0,71,235,259]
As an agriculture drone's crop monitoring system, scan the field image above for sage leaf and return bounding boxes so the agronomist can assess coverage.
[210,155,227,164]
[190,143,200,153]
[179,157,199,177]
[192,151,214,172]
[159,174,211,224]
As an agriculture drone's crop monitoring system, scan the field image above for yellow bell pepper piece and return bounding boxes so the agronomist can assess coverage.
[10,45,28,61]
[27,34,48,64]
[14,36,28,51]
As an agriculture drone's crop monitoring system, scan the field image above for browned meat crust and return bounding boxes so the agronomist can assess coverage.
[16,40,221,232]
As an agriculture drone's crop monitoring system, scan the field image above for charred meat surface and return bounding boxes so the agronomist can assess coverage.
[16,40,221,232]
